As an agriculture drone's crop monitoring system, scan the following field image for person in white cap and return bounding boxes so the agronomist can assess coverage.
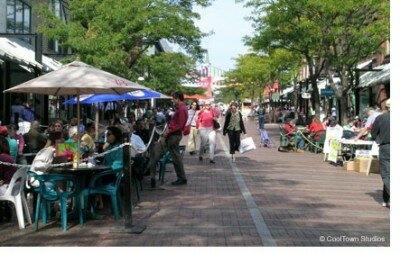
[371,98,390,207]
[354,107,381,140]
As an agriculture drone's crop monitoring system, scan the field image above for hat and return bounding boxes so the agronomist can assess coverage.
[0,126,8,136]
[385,99,390,108]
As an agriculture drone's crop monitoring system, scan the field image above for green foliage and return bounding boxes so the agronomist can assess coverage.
[35,0,213,91]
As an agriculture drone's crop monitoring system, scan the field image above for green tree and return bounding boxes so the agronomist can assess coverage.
[318,0,389,120]
[36,0,212,92]
[226,53,270,103]
[243,0,389,121]
[244,0,327,117]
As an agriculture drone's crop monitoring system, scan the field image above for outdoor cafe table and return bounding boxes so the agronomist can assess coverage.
[47,164,112,219]
[338,139,374,161]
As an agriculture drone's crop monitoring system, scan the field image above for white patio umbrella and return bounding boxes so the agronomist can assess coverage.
[4,60,149,165]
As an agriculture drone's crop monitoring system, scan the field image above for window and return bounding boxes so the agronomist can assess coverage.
[48,0,68,53]
[6,0,31,34]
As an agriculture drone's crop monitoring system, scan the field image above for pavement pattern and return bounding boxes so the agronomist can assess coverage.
[0,119,390,246]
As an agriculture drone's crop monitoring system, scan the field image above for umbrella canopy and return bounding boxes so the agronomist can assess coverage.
[3,60,148,167]
[4,60,147,95]
[63,89,170,105]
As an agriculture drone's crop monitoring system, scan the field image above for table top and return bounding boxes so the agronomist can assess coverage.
[339,139,374,145]
[49,164,112,173]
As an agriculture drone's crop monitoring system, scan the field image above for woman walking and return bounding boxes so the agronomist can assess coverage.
[223,102,246,162]
[186,102,199,155]
[196,101,217,163]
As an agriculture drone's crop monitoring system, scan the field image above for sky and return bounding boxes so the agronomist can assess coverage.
[194,1,254,72]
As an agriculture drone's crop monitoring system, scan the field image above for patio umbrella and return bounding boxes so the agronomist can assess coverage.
[4,60,148,165]
[63,89,170,105]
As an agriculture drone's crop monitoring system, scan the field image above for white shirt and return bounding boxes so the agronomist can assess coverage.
[130,133,146,156]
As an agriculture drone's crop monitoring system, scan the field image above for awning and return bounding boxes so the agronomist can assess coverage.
[0,38,62,72]
[358,63,390,88]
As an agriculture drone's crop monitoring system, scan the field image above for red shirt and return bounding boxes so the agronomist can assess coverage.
[168,102,188,134]
[197,108,215,128]
[307,122,325,133]
[283,122,295,136]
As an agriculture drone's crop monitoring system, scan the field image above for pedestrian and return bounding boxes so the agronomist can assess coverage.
[371,99,390,207]
[354,107,381,140]
[10,98,26,124]
[257,104,266,129]
[186,101,199,155]
[146,91,188,187]
[196,100,217,163]
[223,102,246,162]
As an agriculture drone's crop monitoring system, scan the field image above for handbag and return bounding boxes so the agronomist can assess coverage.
[183,125,191,136]
[239,137,256,154]
[213,119,220,129]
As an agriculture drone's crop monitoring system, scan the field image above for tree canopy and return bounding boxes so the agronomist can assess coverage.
[37,0,213,94]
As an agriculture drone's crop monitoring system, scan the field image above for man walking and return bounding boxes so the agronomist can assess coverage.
[371,99,390,207]
[147,91,188,187]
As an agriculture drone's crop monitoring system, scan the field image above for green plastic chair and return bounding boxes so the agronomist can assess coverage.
[279,125,290,147]
[158,145,186,184]
[27,171,83,232]
[311,130,326,153]
[82,168,124,220]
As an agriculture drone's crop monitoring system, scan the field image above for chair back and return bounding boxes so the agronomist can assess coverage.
[28,172,80,201]
[3,167,27,197]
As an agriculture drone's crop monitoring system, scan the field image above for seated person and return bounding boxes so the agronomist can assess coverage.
[102,126,123,168]
[307,117,325,141]
[0,135,17,221]
[282,118,305,150]
[0,136,17,196]
[342,117,359,139]
[354,108,381,140]
[81,122,96,158]
[0,126,18,162]
[130,132,146,156]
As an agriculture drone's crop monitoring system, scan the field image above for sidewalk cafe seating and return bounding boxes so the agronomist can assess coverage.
[158,145,186,184]
[27,171,83,232]
[279,125,290,147]
[310,130,326,153]
[82,168,124,220]
[0,167,32,229]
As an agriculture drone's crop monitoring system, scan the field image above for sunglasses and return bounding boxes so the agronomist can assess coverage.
[106,132,113,136]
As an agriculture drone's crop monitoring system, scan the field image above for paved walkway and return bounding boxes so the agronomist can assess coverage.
[0,119,390,246]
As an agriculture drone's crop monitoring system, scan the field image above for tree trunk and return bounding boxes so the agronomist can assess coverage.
[310,77,321,118]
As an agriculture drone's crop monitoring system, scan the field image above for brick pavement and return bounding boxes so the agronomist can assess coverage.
[0,119,390,246]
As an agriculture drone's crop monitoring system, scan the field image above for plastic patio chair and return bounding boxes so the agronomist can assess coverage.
[0,167,32,229]
[311,130,326,153]
[27,171,83,232]
[158,145,186,184]
[279,125,291,147]
[82,168,124,220]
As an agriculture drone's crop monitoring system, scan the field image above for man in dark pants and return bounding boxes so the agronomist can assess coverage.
[371,99,390,207]
[147,91,188,187]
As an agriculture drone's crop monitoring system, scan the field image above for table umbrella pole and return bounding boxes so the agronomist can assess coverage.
[76,93,81,168]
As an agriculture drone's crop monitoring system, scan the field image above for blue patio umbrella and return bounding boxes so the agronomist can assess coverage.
[63,89,170,105]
